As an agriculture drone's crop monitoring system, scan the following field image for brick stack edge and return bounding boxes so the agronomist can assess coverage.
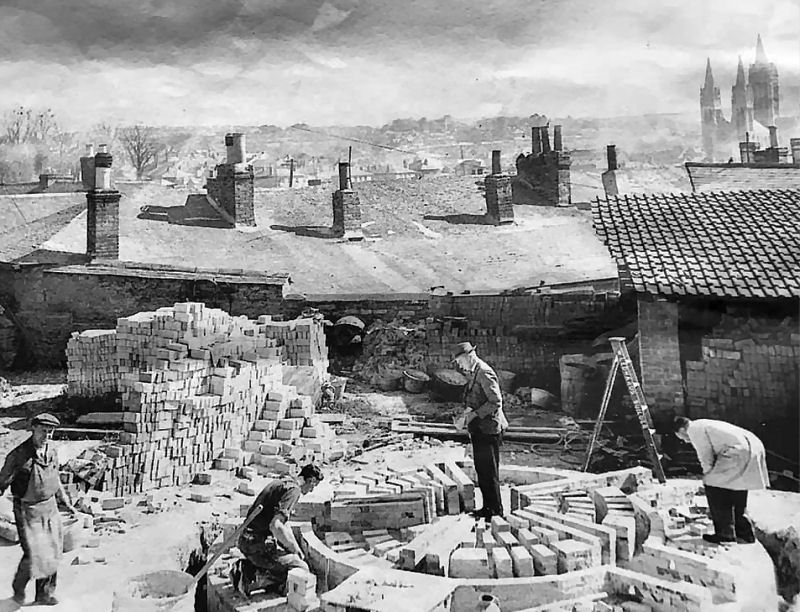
[65,302,340,496]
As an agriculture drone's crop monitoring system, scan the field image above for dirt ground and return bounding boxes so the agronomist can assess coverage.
[2,371,800,611]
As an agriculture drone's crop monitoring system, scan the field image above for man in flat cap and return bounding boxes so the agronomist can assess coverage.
[452,342,508,518]
[0,413,77,605]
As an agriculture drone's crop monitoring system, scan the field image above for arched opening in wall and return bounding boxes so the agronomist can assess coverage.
[324,316,365,374]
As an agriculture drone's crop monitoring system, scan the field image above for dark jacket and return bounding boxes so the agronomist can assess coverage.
[463,358,508,435]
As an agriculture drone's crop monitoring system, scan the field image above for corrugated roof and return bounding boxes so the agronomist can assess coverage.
[592,189,800,299]
[685,163,800,193]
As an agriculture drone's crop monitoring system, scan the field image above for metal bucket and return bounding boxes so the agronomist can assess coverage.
[111,570,195,612]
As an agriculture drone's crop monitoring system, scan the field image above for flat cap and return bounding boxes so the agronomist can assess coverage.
[31,413,60,427]
[451,342,476,360]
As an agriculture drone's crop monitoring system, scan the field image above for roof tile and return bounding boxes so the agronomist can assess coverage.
[592,188,800,299]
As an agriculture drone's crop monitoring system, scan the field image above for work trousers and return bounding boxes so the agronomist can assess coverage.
[12,546,57,600]
[705,485,755,542]
[471,431,503,516]
[238,532,308,592]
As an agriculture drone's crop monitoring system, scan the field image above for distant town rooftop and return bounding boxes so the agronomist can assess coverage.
[685,162,800,193]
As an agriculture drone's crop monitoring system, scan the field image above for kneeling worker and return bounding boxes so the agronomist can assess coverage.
[673,416,769,544]
[232,464,323,597]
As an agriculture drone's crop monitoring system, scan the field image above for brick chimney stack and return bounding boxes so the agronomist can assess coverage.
[86,144,121,260]
[601,144,620,197]
[513,125,572,207]
[485,150,514,225]
[790,138,800,164]
[332,162,363,240]
[206,133,255,226]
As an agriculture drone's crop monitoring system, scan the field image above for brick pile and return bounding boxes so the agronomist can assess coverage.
[66,329,118,397]
[64,302,339,495]
[685,314,800,421]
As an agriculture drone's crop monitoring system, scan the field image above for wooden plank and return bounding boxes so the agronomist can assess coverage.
[425,464,460,515]
[54,428,122,441]
[316,413,346,424]
[443,460,475,512]
[392,421,562,443]
[76,412,125,425]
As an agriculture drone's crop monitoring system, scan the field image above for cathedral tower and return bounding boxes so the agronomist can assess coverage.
[731,56,754,141]
[749,34,780,127]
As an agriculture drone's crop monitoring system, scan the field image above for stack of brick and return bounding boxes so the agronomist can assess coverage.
[64,302,337,496]
[66,329,118,397]
[685,314,799,422]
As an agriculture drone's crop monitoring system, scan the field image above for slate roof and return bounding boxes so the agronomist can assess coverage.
[592,189,800,299]
[685,163,800,193]
[33,180,617,295]
[0,193,86,262]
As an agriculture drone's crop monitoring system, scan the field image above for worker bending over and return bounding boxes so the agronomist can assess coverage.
[674,416,769,544]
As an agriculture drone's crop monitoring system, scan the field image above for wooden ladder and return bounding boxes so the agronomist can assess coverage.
[582,336,667,483]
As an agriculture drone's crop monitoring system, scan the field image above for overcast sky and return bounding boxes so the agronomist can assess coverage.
[1,0,798,129]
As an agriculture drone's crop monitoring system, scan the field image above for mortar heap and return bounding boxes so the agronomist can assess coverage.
[66,302,344,496]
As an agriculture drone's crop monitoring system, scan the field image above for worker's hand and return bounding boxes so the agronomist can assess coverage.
[464,410,477,424]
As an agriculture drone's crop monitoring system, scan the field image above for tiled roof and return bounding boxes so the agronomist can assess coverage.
[592,189,800,299]
[685,163,800,193]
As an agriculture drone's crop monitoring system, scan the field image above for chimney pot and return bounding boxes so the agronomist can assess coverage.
[768,126,779,149]
[491,150,502,175]
[338,162,349,191]
[532,127,542,156]
[606,145,618,171]
[94,146,113,190]
[541,126,551,154]
[85,144,94,157]
[553,125,563,151]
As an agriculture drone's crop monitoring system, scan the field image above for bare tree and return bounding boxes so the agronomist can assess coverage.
[3,107,58,144]
[119,125,161,179]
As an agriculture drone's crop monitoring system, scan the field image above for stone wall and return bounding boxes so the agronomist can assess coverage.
[637,298,685,423]
[0,263,288,368]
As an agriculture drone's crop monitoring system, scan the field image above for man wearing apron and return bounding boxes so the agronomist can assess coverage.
[674,416,769,544]
[0,413,77,605]
[452,342,509,519]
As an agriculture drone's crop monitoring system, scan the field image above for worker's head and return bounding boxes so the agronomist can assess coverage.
[451,342,478,373]
[673,416,691,442]
[298,463,324,495]
[30,413,60,447]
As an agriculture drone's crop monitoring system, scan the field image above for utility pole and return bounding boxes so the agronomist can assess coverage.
[289,158,294,187]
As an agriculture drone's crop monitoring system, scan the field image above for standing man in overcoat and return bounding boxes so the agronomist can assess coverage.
[674,416,769,544]
[453,342,508,519]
